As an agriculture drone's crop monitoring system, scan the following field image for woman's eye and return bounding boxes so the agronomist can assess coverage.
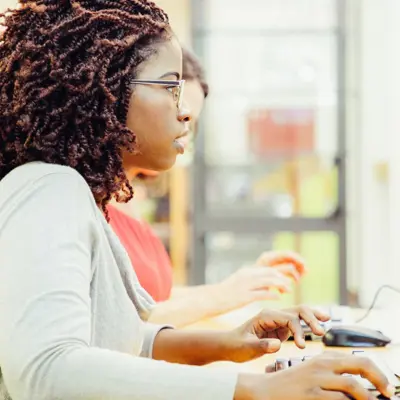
[166,86,178,99]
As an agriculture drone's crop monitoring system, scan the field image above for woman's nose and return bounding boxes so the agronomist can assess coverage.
[177,103,192,123]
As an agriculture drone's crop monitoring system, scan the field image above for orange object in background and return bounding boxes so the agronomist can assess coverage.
[247,108,315,157]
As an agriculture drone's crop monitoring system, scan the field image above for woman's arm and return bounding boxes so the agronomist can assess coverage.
[0,171,237,400]
[150,283,234,326]
[153,328,234,365]
[149,267,292,327]
[170,285,212,298]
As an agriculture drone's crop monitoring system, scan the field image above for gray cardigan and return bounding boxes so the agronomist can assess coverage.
[0,162,238,400]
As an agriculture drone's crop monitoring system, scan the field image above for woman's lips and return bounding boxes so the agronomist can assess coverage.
[173,132,190,154]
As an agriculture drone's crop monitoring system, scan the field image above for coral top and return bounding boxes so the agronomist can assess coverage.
[107,205,172,302]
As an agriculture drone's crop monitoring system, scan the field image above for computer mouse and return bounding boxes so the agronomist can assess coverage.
[323,325,391,347]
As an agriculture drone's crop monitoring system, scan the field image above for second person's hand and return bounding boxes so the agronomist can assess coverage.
[217,266,293,308]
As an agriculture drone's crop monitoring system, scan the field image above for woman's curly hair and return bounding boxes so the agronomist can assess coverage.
[0,0,170,211]
[182,48,208,98]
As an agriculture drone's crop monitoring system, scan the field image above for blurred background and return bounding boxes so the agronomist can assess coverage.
[2,0,400,309]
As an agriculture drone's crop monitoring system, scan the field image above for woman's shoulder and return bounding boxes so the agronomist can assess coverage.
[0,162,96,217]
[1,162,90,195]
[3,161,86,184]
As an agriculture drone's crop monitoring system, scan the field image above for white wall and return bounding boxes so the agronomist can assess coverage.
[349,0,400,307]
[386,0,400,304]
[0,0,17,9]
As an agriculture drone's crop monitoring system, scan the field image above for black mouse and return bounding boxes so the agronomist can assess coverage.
[323,325,391,347]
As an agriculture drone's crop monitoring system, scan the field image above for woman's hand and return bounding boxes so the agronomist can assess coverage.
[256,250,308,282]
[219,266,293,303]
[235,353,395,400]
[213,250,307,312]
[223,305,330,363]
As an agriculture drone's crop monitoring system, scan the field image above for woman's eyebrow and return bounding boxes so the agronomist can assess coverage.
[158,71,180,80]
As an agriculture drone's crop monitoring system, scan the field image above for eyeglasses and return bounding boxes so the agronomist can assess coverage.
[129,79,185,109]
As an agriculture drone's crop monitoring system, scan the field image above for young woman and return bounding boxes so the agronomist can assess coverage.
[0,2,393,400]
[107,48,306,327]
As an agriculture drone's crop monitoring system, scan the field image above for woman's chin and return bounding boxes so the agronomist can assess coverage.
[155,155,177,172]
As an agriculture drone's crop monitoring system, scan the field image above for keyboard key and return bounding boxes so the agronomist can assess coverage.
[275,358,289,371]
[289,357,303,367]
